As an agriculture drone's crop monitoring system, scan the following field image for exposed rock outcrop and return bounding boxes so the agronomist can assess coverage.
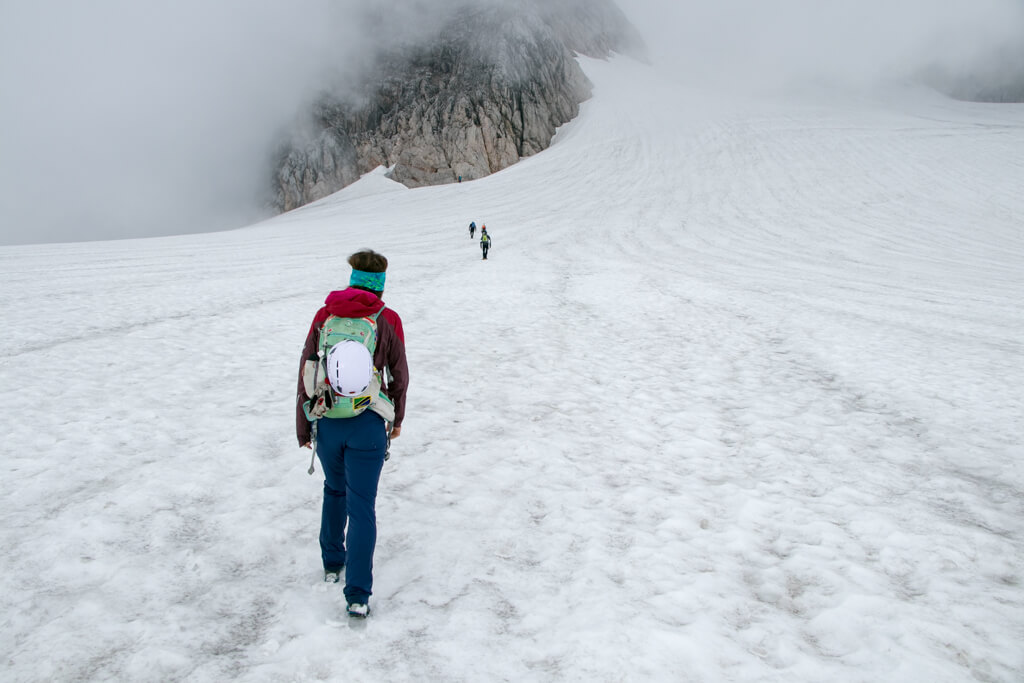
[273,0,644,212]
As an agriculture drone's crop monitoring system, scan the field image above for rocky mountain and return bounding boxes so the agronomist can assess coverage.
[272,0,645,213]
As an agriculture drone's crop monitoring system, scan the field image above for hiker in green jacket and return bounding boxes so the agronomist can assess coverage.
[480,226,491,260]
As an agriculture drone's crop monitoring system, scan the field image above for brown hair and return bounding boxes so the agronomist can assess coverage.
[348,250,388,273]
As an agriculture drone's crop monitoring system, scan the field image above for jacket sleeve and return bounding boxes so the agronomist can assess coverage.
[382,307,405,343]
[376,314,409,429]
[295,315,321,446]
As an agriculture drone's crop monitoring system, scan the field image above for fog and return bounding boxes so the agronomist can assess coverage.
[1,0,1021,245]
[621,0,1024,89]
[0,0,364,245]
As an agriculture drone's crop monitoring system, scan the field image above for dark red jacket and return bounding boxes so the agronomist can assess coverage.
[296,288,409,445]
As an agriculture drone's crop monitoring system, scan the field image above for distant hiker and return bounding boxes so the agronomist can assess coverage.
[296,249,409,619]
[480,227,491,260]
[469,221,476,238]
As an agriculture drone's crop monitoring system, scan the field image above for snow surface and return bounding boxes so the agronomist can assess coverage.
[1,56,1023,682]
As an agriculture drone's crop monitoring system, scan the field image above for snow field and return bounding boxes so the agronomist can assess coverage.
[1,56,1022,681]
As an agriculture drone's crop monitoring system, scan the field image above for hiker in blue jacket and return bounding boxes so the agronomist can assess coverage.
[469,221,476,238]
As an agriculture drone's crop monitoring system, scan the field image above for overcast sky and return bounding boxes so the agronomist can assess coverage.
[1,0,1021,245]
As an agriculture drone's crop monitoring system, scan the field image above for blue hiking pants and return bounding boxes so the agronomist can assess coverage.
[316,411,388,603]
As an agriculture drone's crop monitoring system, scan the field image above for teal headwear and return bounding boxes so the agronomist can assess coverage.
[350,269,386,292]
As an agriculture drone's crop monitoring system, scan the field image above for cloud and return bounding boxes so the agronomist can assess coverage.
[0,0,368,244]
[616,0,1024,92]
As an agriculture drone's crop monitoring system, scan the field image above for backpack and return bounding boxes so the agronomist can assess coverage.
[302,311,395,422]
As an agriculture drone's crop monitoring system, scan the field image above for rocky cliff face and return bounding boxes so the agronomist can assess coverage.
[273,0,644,212]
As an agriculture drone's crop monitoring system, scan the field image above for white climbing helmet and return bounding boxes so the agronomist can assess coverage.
[325,341,373,396]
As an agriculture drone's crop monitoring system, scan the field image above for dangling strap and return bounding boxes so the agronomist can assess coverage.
[308,420,318,475]
[307,324,326,475]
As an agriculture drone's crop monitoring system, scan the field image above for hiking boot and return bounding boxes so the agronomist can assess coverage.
[347,602,370,618]
[324,567,343,583]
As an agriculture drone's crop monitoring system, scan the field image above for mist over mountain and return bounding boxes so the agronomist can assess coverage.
[1,0,1022,245]
[272,0,645,213]
[921,42,1024,103]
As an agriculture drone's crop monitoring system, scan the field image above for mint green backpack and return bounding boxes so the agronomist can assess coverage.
[302,312,395,422]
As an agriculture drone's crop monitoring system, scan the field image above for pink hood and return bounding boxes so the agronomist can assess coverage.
[323,288,386,319]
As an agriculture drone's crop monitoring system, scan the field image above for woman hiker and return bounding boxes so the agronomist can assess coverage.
[296,249,409,618]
